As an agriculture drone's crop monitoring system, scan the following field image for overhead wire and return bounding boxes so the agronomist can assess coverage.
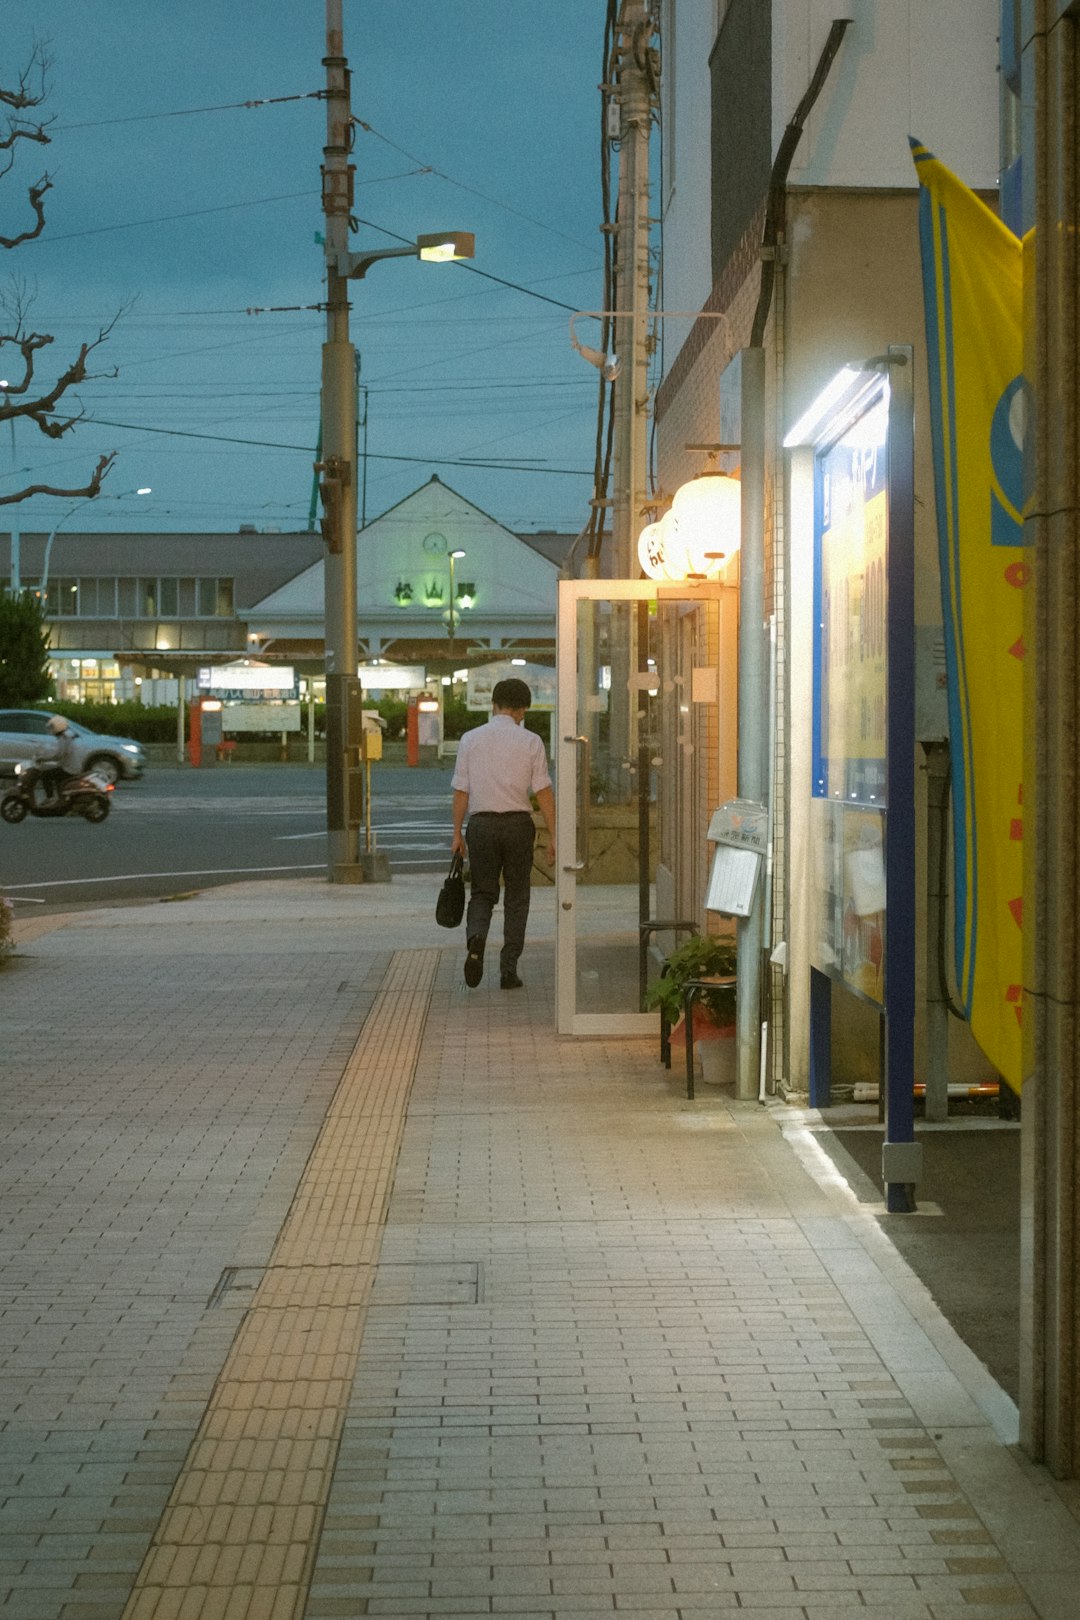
[352,119,597,253]
[77,415,592,476]
[52,91,327,131]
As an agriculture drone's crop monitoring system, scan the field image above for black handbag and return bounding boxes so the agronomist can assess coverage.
[435,853,465,928]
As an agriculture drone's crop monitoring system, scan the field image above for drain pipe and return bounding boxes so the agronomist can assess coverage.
[736,16,851,1102]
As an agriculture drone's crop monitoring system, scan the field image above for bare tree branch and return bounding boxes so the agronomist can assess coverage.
[0,41,51,112]
[0,45,121,503]
[0,451,115,506]
[0,171,52,249]
[0,123,51,154]
[0,310,123,429]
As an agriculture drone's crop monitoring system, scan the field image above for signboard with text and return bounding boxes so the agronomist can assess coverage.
[811,387,890,1007]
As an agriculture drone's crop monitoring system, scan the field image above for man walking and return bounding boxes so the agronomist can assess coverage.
[451,677,556,989]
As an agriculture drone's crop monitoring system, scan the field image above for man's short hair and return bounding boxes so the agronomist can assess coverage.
[491,677,532,711]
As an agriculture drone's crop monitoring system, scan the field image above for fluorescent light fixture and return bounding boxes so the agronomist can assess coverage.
[783,366,863,447]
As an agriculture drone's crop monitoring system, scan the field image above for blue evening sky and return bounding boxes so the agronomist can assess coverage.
[5,2,605,537]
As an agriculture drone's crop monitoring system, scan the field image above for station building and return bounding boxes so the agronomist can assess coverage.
[0,477,570,703]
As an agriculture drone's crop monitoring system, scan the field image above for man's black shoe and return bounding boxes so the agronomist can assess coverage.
[464,937,485,988]
[500,971,524,990]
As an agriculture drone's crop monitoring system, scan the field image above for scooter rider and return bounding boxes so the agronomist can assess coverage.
[37,715,82,802]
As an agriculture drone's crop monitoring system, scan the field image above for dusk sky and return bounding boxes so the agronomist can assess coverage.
[5,2,606,539]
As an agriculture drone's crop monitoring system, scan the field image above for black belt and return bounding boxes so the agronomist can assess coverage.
[469,810,532,817]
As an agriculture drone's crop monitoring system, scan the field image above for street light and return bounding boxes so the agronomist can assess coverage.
[319,4,475,885]
[447,548,466,650]
[337,231,475,281]
[39,486,152,598]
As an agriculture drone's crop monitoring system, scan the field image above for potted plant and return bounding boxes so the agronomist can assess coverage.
[645,932,737,1084]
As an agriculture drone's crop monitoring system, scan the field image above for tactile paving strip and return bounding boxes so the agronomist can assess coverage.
[120,949,438,1619]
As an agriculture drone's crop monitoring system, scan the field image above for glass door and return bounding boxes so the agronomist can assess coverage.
[555,578,730,1036]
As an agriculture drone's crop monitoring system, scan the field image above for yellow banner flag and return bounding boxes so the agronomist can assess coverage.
[911,139,1026,1091]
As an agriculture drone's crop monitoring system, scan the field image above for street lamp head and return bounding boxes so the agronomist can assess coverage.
[416,231,475,263]
[570,332,621,381]
[450,548,466,559]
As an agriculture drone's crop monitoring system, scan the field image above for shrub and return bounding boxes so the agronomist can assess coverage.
[644,932,737,1028]
[0,893,14,967]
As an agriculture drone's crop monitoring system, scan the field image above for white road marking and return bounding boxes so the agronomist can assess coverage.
[4,863,327,890]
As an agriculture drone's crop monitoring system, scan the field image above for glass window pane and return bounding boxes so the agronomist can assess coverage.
[138,579,157,617]
[216,578,234,617]
[117,577,137,616]
[57,577,79,617]
[158,577,178,616]
[178,577,197,615]
[197,578,216,616]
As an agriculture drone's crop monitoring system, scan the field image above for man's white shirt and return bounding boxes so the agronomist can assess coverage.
[451,714,551,813]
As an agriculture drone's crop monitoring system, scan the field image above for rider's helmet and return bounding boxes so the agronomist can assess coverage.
[45,715,68,734]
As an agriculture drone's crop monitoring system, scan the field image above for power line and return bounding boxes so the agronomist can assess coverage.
[20,175,426,246]
[23,191,316,245]
[78,415,592,476]
[354,119,596,254]
[53,91,327,131]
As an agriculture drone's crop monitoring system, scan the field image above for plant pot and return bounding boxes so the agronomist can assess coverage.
[697,1029,736,1086]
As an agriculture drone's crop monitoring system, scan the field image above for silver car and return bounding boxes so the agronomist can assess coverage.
[0,710,146,783]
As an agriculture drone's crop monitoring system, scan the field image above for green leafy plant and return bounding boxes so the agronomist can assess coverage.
[644,932,737,1028]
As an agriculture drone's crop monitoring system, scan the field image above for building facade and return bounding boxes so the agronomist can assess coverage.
[655,0,1000,1095]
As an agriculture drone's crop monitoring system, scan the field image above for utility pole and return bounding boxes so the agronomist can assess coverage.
[611,0,655,580]
[607,1,657,810]
[1020,0,1080,1480]
[320,0,362,883]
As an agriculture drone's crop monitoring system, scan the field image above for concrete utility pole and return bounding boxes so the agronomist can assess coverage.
[1021,0,1080,1480]
[320,0,362,883]
[611,0,656,580]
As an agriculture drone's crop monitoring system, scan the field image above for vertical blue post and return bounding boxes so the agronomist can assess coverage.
[883,346,920,1212]
[809,966,832,1108]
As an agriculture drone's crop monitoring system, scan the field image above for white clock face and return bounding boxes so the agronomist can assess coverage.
[422,532,448,554]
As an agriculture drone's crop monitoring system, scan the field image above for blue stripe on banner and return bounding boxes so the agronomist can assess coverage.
[917,184,973,1015]
[937,201,978,1011]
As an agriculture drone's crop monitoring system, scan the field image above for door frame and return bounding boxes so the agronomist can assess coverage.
[555,577,729,1037]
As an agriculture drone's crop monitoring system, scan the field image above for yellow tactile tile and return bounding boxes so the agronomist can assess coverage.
[119,950,437,1620]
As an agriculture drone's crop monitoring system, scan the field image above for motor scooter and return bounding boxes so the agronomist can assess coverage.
[0,761,114,824]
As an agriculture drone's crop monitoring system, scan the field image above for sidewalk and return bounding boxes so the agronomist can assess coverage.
[2,879,1079,1619]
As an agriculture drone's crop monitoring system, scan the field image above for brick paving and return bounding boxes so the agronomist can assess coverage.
[2,880,1080,1618]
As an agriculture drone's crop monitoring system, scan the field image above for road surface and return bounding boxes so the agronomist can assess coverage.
[0,763,455,910]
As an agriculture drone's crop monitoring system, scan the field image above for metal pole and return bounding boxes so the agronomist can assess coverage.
[736,346,767,1100]
[321,0,362,882]
[448,550,456,654]
[922,741,950,1122]
[1020,0,1080,1477]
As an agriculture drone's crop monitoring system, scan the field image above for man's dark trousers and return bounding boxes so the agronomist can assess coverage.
[465,811,535,975]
